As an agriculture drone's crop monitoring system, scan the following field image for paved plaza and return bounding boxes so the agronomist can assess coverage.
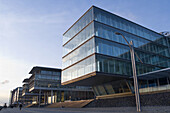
[0,106,170,113]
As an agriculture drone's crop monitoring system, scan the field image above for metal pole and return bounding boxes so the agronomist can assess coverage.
[115,32,142,112]
[130,41,141,112]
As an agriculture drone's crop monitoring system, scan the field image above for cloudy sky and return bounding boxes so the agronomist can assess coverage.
[0,0,169,105]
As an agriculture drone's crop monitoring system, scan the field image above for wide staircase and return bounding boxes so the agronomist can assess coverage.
[46,99,94,108]
[25,103,39,108]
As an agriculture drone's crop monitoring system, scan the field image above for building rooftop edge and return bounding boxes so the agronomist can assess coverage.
[63,5,94,36]
[63,5,164,38]
[22,78,29,83]
[29,66,61,74]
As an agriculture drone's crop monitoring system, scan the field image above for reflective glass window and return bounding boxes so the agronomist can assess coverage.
[96,54,162,76]
[63,8,93,44]
[97,85,107,95]
[93,86,100,96]
[62,55,95,83]
[63,38,95,69]
[63,22,94,56]
[104,84,115,94]
[159,77,168,86]
[94,22,169,57]
[94,7,165,45]
[96,38,170,67]
[148,79,157,87]
[139,80,148,88]
[96,55,132,76]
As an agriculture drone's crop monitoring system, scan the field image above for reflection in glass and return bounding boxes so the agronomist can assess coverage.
[63,38,95,69]
[62,55,95,83]
[63,22,94,56]
[63,8,93,44]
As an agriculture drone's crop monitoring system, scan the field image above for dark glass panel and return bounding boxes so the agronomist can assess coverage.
[159,77,168,86]
[139,80,148,88]
[93,86,100,96]
[104,84,115,94]
[148,79,157,87]
[97,85,107,95]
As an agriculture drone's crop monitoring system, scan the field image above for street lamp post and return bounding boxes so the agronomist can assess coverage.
[115,32,142,112]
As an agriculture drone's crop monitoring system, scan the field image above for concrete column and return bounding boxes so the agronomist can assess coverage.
[47,92,48,104]
[54,91,57,103]
[44,92,46,105]
[157,78,160,86]
[147,80,149,87]
[59,91,61,102]
[167,77,169,85]
[56,91,58,102]
[36,96,38,104]
[51,90,53,104]
[39,89,41,107]
[53,91,55,103]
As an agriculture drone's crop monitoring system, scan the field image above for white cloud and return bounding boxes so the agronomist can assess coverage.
[1,80,9,84]
[0,56,33,105]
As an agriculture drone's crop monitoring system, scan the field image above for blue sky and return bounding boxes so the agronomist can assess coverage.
[0,0,169,105]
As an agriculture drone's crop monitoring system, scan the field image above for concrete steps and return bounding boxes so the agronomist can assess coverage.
[25,103,38,108]
[46,99,94,108]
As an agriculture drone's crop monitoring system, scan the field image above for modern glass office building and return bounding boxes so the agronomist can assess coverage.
[9,87,23,106]
[62,6,170,97]
[27,66,93,105]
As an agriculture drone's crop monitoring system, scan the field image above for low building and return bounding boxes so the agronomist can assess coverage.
[27,66,94,106]
[9,87,22,106]
[22,78,38,105]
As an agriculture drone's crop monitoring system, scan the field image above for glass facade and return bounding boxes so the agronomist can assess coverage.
[93,7,168,45]
[63,38,95,69]
[93,77,170,96]
[95,38,170,68]
[62,55,95,82]
[63,22,94,56]
[26,67,94,105]
[29,69,61,90]
[93,80,131,96]
[94,22,169,57]
[96,55,163,76]
[62,6,170,87]
[63,8,93,44]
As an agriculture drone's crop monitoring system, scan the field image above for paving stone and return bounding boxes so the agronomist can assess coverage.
[0,106,170,113]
